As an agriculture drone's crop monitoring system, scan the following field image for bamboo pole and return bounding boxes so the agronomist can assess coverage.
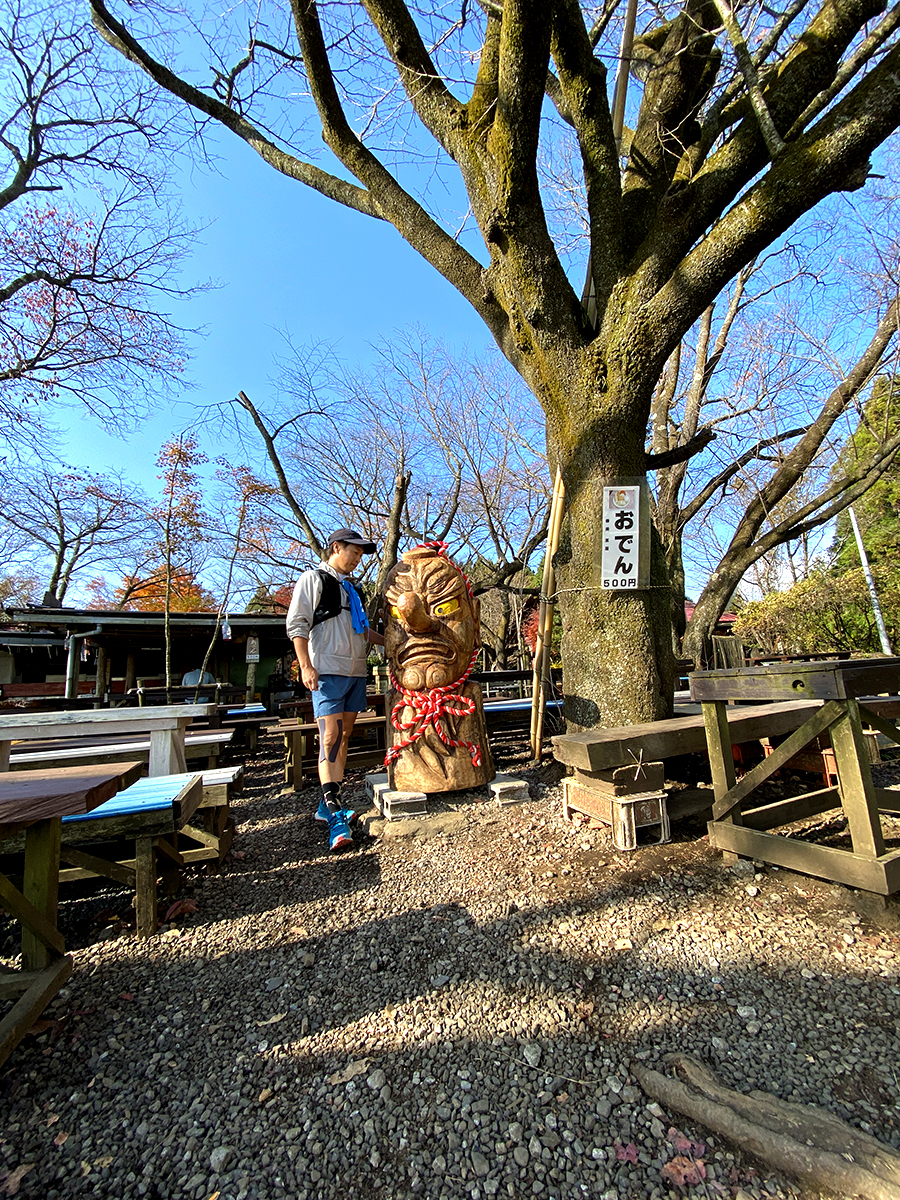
[530,470,566,761]
[849,506,892,655]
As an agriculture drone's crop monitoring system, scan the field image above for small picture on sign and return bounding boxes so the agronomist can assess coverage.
[601,483,644,589]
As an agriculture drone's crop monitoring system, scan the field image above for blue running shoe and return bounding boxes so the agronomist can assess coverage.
[327,810,353,851]
[315,798,357,825]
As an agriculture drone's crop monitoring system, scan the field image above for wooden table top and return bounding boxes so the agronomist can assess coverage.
[690,656,900,703]
[0,704,216,738]
[0,762,143,836]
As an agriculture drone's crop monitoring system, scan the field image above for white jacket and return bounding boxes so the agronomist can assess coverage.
[285,561,368,678]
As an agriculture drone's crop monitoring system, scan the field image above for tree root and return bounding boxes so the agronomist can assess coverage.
[632,1054,900,1200]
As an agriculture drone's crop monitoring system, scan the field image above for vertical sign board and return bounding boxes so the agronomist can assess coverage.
[601,481,650,590]
[245,635,260,664]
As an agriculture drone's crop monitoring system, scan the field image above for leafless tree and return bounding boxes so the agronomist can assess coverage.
[645,227,900,664]
[216,332,552,629]
[0,457,150,602]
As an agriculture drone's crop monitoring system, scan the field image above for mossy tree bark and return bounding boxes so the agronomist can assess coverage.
[90,0,900,726]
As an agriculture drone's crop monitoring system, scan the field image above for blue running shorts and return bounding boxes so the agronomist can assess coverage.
[312,674,367,717]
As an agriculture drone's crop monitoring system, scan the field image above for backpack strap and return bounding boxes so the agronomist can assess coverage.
[310,570,343,629]
[310,571,367,629]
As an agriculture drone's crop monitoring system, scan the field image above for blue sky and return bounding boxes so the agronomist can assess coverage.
[63,128,497,489]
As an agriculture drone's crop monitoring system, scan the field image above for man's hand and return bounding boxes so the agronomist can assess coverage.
[301,664,319,692]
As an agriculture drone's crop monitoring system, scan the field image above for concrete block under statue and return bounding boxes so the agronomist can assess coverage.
[382,543,495,793]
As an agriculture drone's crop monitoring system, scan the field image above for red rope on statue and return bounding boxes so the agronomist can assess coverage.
[384,647,482,769]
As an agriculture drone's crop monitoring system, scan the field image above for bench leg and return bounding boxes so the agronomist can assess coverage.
[831,698,886,860]
[134,836,157,937]
[703,700,741,864]
[22,818,61,971]
[149,730,187,777]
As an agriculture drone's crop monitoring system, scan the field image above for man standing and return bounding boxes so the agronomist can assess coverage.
[286,529,383,850]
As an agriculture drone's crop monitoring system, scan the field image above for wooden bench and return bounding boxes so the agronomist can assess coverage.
[2,765,244,933]
[7,729,234,773]
[191,704,276,752]
[128,684,247,706]
[553,700,823,774]
[188,764,243,868]
[692,661,900,895]
[279,714,387,791]
[483,696,564,733]
[57,772,204,937]
[0,705,217,777]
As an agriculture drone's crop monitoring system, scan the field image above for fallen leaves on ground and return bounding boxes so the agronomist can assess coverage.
[256,1012,287,1026]
[667,1127,707,1157]
[662,1155,707,1186]
[0,1164,34,1196]
[327,1059,371,1085]
[163,898,199,923]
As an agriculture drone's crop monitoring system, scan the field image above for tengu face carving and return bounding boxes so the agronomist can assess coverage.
[384,545,480,690]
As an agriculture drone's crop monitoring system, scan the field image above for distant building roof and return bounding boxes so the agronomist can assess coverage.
[3,607,286,644]
[684,603,737,628]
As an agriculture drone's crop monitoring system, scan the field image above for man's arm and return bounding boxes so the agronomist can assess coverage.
[286,571,322,692]
[366,629,384,647]
[292,636,319,693]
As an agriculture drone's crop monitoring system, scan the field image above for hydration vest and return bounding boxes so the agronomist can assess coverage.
[310,570,366,629]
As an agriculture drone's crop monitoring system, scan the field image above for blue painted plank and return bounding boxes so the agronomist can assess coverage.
[63,773,198,823]
[482,699,564,712]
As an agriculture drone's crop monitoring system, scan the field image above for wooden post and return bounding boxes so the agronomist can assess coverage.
[134,836,157,938]
[830,698,885,859]
[22,818,62,971]
[94,645,108,706]
[245,660,257,704]
[148,729,187,777]
[124,652,136,697]
[703,699,741,864]
[530,470,566,761]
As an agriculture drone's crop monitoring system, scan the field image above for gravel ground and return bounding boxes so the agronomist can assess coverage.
[1,734,900,1200]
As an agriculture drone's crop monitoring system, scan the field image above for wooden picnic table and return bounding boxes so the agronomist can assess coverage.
[7,728,233,773]
[278,713,388,791]
[278,693,387,719]
[188,702,276,752]
[0,704,216,777]
[128,684,247,706]
[745,650,853,666]
[691,657,900,895]
[0,762,142,1066]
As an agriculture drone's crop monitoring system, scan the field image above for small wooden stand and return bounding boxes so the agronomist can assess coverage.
[691,658,900,895]
[562,778,670,849]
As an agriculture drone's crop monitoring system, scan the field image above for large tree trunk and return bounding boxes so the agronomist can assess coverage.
[547,351,676,728]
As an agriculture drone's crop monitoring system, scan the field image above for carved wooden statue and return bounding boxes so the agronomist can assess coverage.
[383,542,495,792]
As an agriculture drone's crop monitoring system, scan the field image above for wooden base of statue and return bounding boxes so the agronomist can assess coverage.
[387,681,496,793]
